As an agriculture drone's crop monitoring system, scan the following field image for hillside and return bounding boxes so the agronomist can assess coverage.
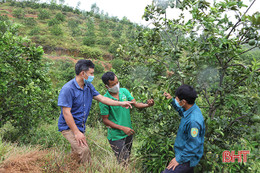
[0,0,142,60]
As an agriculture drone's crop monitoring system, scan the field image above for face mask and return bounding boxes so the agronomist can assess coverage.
[107,83,120,93]
[84,73,94,84]
[175,98,184,108]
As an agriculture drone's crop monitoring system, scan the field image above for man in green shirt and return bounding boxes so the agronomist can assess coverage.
[99,72,154,165]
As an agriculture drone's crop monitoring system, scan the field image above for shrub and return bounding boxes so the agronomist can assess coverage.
[38,9,50,20]
[97,37,111,46]
[23,17,37,26]
[48,18,60,26]
[12,8,25,19]
[80,46,103,59]
[50,25,63,36]
[0,21,58,137]
[83,35,96,46]
[55,12,65,22]
[111,58,124,72]
[0,15,9,21]
[94,62,105,74]
[29,26,40,35]
[111,30,121,38]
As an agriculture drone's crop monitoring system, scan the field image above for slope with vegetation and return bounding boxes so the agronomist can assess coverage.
[0,0,142,59]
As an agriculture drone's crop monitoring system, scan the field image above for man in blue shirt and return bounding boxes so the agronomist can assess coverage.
[162,84,205,173]
[57,59,132,164]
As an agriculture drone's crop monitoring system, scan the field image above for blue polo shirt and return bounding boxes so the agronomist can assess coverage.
[171,99,205,167]
[58,78,100,133]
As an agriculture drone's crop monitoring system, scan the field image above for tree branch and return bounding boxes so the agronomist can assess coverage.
[226,0,256,39]
[225,63,247,69]
[202,88,211,106]
[233,76,248,88]
[225,46,257,65]
[149,55,169,68]
[215,53,222,65]
[227,114,248,128]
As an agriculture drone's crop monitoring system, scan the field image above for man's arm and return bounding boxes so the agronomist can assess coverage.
[94,94,133,108]
[164,92,184,117]
[131,99,154,108]
[62,107,87,147]
[102,115,135,136]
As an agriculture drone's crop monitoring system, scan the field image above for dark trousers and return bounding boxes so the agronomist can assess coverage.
[108,135,133,164]
[162,162,194,173]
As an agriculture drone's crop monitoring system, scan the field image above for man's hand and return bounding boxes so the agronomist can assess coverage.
[167,157,179,170]
[163,92,173,100]
[147,99,154,107]
[74,131,87,147]
[121,126,135,136]
[119,101,134,109]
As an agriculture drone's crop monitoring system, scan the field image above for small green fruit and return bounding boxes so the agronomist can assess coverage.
[248,39,256,46]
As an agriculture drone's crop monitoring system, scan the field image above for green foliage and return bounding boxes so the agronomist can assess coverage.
[48,18,60,26]
[111,58,124,72]
[23,17,37,26]
[83,35,96,46]
[50,24,63,36]
[12,8,25,19]
[0,20,58,138]
[94,62,105,74]
[19,120,70,149]
[55,12,65,22]
[0,135,11,163]
[29,26,40,35]
[79,45,103,59]
[67,19,81,36]
[97,37,111,46]
[117,0,260,172]
[38,8,50,20]
[0,15,9,22]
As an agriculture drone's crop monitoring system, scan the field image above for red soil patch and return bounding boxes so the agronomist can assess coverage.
[24,14,38,18]
[0,9,12,13]
[0,13,14,18]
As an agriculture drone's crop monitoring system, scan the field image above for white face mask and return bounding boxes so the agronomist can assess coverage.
[107,83,120,93]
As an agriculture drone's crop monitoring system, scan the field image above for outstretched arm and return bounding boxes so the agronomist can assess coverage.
[94,94,133,108]
[163,92,184,117]
[132,99,154,108]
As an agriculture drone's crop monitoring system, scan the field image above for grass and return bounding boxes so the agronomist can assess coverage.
[0,120,142,172]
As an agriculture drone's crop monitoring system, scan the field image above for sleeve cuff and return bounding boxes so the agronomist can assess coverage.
[170,98,175,105]
[175,154,183,164]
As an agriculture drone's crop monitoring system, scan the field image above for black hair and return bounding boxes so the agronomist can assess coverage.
[175,84,198,104]
[102,72,116,85]
[75,59,95,75]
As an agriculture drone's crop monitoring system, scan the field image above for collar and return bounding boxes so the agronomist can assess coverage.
[105,89,122,100]
[183,103,197,117]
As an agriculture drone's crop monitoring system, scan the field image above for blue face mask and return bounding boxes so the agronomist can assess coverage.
[175,98,184,108]
[84,73,94,84]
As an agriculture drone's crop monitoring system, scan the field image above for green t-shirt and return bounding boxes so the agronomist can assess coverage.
[99,88,134,141]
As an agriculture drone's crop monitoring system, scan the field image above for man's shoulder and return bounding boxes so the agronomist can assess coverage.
[120,88,130,94]
[62,79,75,88]
[60,79,77,93]
[103,91,110,97]
[190,111,204,127]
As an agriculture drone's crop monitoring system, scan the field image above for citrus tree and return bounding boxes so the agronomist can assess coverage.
[116,0,260,172]
[0,20,58,140]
